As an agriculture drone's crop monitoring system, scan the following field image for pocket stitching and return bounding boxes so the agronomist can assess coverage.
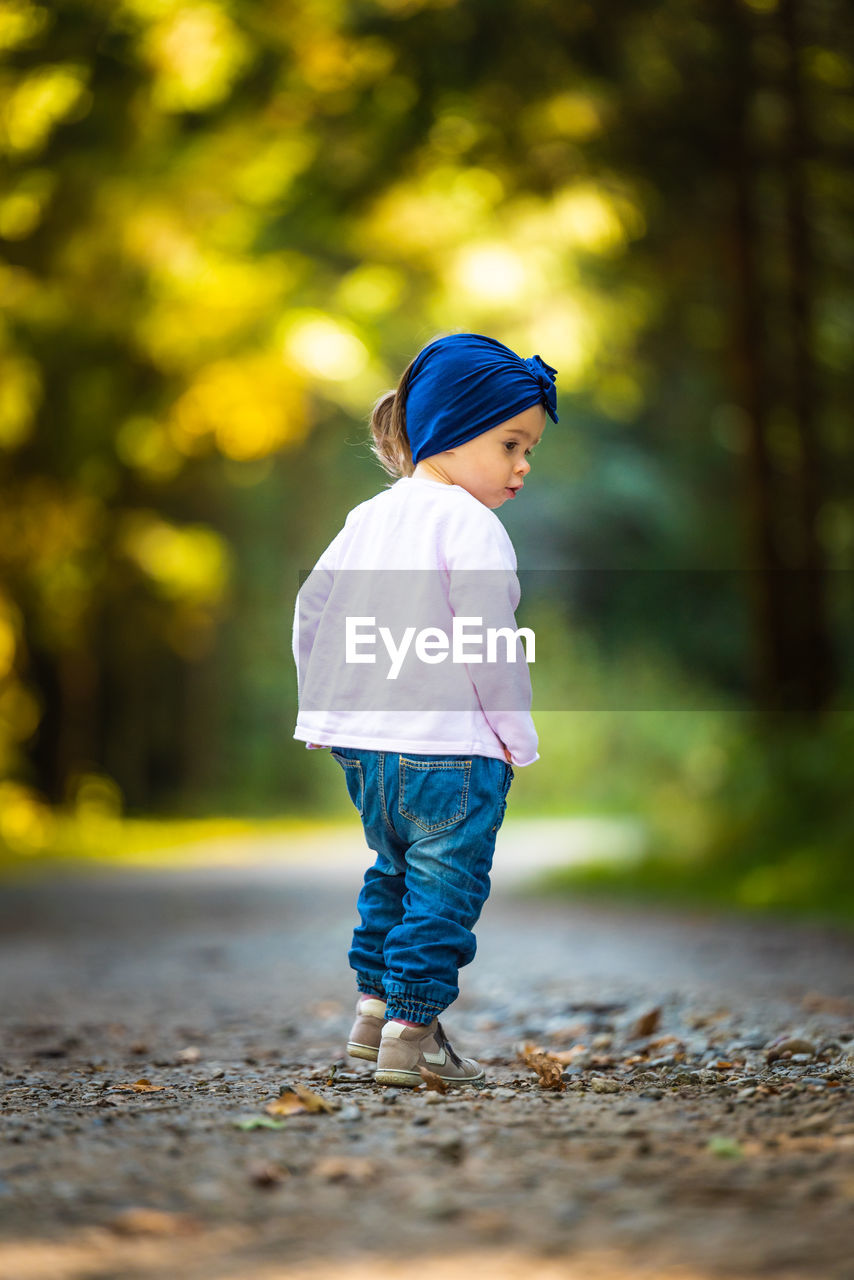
[331,753,364,816]
[492,763,513,831]
[398,757,471,833]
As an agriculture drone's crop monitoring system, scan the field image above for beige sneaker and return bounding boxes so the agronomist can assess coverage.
[346,995,386,1062]
[374,1017,485,1087]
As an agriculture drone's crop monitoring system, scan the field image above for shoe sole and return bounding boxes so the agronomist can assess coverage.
[374,1067,485,1088]
[347,1042,379,1062]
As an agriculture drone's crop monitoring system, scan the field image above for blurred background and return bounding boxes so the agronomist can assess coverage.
[0,0,851,918]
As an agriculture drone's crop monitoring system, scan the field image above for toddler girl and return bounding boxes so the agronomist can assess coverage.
[293,332,558,1086]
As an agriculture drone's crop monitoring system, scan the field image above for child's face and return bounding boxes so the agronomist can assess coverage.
[440,404,546,509]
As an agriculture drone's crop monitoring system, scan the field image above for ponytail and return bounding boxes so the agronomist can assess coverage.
[369,332,453,478]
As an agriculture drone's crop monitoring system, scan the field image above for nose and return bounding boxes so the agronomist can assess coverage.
[516,455,531,477]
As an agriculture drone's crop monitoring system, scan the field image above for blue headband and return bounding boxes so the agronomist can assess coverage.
[403,333,559,466]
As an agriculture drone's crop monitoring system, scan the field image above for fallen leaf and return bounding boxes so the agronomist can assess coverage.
[631,1007,661,1038]
[520,1048,566,1092]
[265,1092,306,1117]
[419,1066,447,1093]
[647,1035,683,1049]
[549,1045,588,1065]
[687,1008,731,1028]
[248,1160,288,1187]
[707,1136,743,1159]
[233,1116,287,1131]
[312,1156,377,1183]
[265,1084,337,1116]
[113,1078,167,1093]
[108,1208,200,1236]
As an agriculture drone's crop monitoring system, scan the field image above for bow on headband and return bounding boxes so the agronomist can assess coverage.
[523,354,559,423]
[404,333,560,466]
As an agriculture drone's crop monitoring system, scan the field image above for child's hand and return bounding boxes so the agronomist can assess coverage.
[503,745,512,763]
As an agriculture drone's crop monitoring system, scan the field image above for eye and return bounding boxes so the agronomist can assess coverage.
[503,441,517,452]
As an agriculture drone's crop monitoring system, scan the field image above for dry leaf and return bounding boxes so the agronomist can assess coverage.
[648,1035,682,1049]
[265,1092,306,1117]
[549,1044,588,1065]
[687,1008,731,1028]
[265,1084,336,1116]
[520,1048,565,1092]
[248,1160,288,1188]
[419,1066,447,1093]
[631,1007,661,1038]
[518,1039,545,1056]
[108,1208,199,1236]
[312,1156,377,1183]
[293,1083,337,1112]
[114,1078,167,1093]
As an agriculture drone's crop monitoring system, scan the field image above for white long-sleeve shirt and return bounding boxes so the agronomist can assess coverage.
[292,475,539,766]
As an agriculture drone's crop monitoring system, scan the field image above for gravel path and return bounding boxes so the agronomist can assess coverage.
[1,819,853,1280]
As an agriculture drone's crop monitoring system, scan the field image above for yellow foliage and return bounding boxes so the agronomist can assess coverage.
[358,166,504,260]
[121,203,295,369]
[0,63,91,155]
[336,264,405,318]
[0,780,54,854]
[0,681,42,743]
[450,243,532,308]
[119,511,232,606]
[234,135,318,206]
[292,32,393,94]
[66,770,124,819]
[115,416,183,480]
[525,91,605,141]
[0,599,18,680]
[0,167,55,239]
[139,2,253,114]
[0,349,42,448]
[282,313,369,383]
[0,1,52,53]
[168,355,308,458]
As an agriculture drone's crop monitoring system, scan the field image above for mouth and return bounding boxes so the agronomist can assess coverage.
[505,485,522,499]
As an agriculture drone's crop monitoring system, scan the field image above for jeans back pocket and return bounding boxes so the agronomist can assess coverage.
[492,762,514,832]
[398,757,471,834]
[331,751,365,816]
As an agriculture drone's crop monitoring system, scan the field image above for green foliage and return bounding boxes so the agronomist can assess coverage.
[536,710,854,926]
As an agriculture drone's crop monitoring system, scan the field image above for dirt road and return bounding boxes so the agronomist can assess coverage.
[1,821,853,1280]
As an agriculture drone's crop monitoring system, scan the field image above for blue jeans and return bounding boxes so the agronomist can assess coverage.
[330,748,514,1024]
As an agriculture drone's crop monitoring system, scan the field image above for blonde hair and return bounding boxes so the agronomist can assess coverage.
[369,333,453,478]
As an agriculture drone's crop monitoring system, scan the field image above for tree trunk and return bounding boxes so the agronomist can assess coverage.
[720,0,789,720]
[778,0,835,715]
